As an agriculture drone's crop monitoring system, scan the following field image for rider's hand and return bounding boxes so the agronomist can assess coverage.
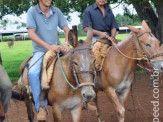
[48,45,61,53]
[99,32,108,39]
[108,36,116,42]
[61,43,70,52]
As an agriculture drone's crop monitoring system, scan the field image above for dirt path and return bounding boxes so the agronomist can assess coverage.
[6,73,163,122]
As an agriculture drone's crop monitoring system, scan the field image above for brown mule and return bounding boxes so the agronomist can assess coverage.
[93,20,163,122]
[19,27,96,122]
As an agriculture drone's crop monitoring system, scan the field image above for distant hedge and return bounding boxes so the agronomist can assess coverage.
[1,35,30,42]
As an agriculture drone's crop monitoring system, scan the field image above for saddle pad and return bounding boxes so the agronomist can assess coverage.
[92,41,111,71]
[41,51,57,90]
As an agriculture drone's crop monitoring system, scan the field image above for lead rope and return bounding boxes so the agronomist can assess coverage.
[57,53,78,90]
[130,84,136,122]
[110,39,148,61]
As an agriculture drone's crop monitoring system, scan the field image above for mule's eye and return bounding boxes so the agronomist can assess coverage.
[73,62,78,66]
[145,43,151,47]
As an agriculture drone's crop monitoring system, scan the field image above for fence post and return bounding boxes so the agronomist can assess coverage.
[72,25,78,41]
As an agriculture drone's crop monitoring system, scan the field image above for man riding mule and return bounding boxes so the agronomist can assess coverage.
[26,0,70,120]
[0,63,12,122]
[18,27,96,122]
[89,20,163,122]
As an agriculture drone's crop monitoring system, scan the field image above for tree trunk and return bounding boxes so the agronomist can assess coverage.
[152,0,163,44]
[132,2,157,34]
[132,0,163,44]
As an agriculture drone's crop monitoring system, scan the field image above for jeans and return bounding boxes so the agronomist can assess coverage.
[0,65,12,113]
[28,52,48,111]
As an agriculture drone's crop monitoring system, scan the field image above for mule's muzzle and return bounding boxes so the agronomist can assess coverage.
[83,92,96,101]
[152,60,163,72]
[81,86,96,102]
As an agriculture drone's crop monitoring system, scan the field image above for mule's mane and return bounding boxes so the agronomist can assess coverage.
[117,32,134,47]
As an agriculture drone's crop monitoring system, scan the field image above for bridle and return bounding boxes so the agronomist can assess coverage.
[136,32,163,64]
[70,47,96,88]
[57,46,96,90]
[111,32,163,64]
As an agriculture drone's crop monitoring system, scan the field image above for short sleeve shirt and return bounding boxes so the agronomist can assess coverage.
[26,5,68,53]
[83,3,119,35]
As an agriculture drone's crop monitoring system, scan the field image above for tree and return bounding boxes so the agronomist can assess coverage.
[55,0,163,44]
[1,0,163,43]
[115,14,141,26]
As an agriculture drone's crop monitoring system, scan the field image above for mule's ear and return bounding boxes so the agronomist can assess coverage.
[142,20,151,32]
[85,26,93,42]
[68,30,78,48]
[127,25,139,33]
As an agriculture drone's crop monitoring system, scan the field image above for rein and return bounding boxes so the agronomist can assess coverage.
[111,32,163,62]
[57,53,78,90]
[57,47,96,90]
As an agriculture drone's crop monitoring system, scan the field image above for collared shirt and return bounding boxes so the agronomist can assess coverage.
[83,3,119,35]
[26,5,67,53]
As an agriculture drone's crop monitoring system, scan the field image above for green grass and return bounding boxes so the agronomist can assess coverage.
[0,41,33,81]
[0,34,129,82]
[116,34,128,40]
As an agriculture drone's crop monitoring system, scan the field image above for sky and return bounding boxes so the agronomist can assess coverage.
[0,3,136,31]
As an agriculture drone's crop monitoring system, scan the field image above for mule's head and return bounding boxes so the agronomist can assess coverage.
[68,27,96,101]
[127,20,163,72]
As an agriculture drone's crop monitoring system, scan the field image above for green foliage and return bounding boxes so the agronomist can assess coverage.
[115,14,141,26]
[0,0,32,18]
[0,0,160,20]
[2,36,15,41]
[77,23,86,37]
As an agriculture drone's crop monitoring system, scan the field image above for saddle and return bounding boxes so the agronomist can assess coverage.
[18,51,59,90]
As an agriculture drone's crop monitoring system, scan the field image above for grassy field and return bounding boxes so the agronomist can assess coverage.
[0,34,128,81]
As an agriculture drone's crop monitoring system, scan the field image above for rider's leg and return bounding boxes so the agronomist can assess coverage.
[28,52,48,115]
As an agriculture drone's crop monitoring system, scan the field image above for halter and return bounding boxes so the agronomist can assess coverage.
[136,32,163,63]
[70,47,96,88]
[111,32,163,63]
[57,47,96,90]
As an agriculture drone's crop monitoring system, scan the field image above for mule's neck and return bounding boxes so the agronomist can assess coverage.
[113,33,139,68]
[117,33,140,59]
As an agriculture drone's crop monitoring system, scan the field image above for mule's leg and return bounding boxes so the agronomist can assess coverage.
[52,104,62,122]
[24,90,34,122]
[0,100,5,122]
[105,87,125,122]
[71,104,82,122]
[94,95,105,122]
[118,88,130,107]
[118,74,133,106]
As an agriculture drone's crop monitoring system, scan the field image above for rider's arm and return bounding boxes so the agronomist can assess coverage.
[28,29,60,52]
